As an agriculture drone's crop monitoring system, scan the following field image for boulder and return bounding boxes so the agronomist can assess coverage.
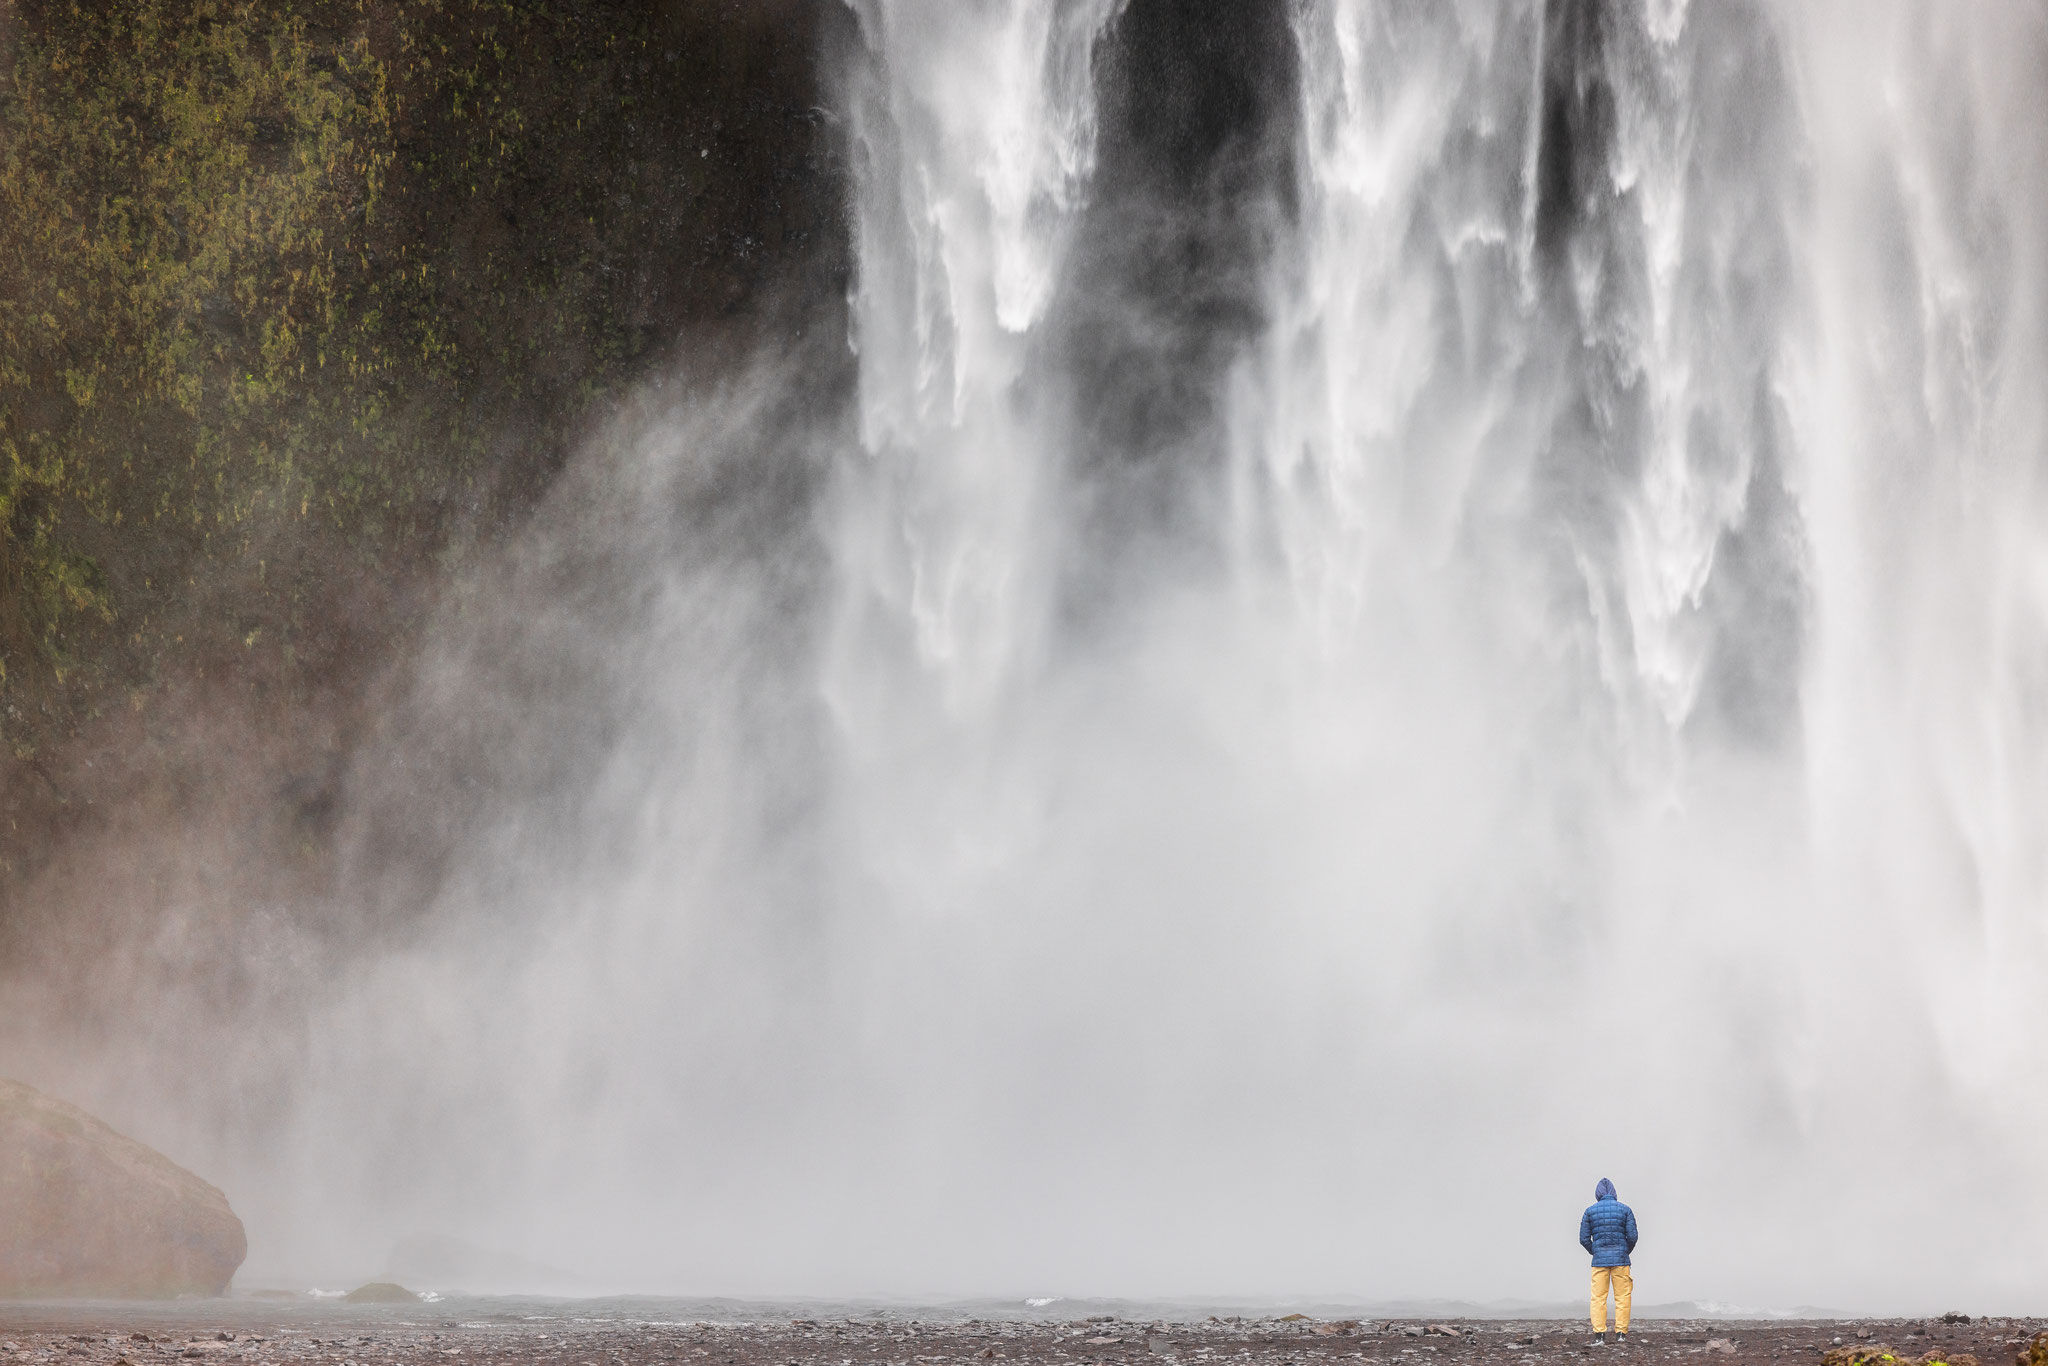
[383,1233,580,1294]
[1822,1348,1979,1366]
[342,1282,420,1304]
[0,1077,245,1297]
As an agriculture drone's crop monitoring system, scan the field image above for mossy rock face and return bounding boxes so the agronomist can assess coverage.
[2018,1333,2048,1366]
[0,0,847,860]
[0,1077,246,1297]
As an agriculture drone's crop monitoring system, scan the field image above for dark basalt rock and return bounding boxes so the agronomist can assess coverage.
[0,1078,246,1298]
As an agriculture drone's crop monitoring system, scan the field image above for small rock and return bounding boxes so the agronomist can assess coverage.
[1944,1316,1973,1327]
[1823,1345,1912,1366]
[1707,1339,1738,1356]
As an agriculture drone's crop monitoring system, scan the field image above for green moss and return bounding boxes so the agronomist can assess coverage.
[0,0,839,764]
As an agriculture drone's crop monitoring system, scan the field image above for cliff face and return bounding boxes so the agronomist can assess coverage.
[0,1,852,991]
[0,1077,247,1297]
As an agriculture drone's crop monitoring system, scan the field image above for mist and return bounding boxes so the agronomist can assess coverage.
[5,0,2048,1316]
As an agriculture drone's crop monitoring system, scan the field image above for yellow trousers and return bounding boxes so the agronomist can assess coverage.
[1590,1265,1633,1333]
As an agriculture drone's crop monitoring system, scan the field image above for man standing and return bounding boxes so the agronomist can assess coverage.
[1579,1177,1639,1346]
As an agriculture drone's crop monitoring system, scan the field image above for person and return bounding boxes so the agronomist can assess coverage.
[1579,1177,1639,1346]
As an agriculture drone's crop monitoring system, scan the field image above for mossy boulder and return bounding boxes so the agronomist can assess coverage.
[0,1077,246,1297]
[1822,1350,1979,1366]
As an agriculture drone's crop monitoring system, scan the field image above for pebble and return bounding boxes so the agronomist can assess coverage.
[0,1315,2038,1366]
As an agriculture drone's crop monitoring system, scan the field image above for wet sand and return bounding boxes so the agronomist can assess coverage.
[0,1308,2040,1366]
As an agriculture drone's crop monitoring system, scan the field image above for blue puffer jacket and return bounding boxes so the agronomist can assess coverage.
[1579,1178,1638,1267]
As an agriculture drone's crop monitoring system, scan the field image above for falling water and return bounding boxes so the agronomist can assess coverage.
[23,0,2047,1313]
[795,0,2048,1304]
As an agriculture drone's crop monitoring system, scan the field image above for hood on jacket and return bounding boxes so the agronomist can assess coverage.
[1595,1178,1617,1201]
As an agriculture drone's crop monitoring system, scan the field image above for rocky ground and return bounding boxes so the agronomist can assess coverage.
[0,1311,2041,1366]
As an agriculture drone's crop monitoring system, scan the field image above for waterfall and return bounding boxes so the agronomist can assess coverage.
[122,0,2047,1307]
[802,0,2048,1300]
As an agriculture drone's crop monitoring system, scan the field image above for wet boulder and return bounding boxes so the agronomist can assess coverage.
[0,1077,246,1297]
[1823,1350,1978,1366]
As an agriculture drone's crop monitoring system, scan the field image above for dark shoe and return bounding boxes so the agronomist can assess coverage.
[1590,1333,1607,1347]
[1614,1334,1629,1348]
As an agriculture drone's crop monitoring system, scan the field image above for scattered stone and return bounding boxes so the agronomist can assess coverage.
[1707,1339,1739,1355]
[0,1077,246,1297]
[1947,1317,1975,1328]
[0,1311,2031,1366]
